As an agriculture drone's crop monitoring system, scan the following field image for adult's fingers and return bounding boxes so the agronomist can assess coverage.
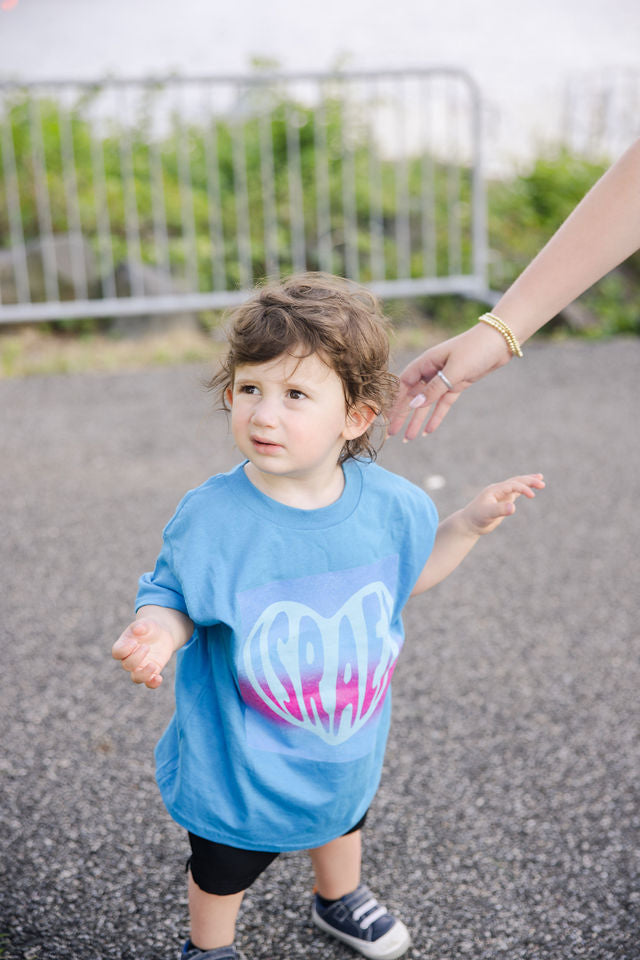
[397,398,435,441]
[388,367,448,438]
[388,350,448,436]
[420,388,461,435]
[387,380,429,436]
[395,379,461,441]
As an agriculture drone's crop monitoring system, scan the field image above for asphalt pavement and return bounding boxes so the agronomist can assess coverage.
[1,337,639,960]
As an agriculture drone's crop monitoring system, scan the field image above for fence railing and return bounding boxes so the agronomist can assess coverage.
[0,68,491,325]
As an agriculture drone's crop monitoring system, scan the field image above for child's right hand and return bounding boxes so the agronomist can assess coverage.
[111,618,176,690]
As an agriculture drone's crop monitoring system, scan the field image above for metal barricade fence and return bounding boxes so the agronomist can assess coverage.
[0,68,490,324]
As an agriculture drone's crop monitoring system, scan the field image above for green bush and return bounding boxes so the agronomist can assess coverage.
[484,149,640,336]
[0,91,637,337]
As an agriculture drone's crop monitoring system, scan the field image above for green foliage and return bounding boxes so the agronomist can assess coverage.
[0,89,473,298]
[487,149,609,284]
[0,92,637,337]
[484,149,640,336]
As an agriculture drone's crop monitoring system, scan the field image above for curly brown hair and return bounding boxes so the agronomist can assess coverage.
[208,273,398,462]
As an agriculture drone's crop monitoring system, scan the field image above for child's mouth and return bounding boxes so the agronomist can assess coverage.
[251,436,282,453]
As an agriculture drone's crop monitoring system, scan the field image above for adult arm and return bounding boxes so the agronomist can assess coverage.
[389,137,640,439]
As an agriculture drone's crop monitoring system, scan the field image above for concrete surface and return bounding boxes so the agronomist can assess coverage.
[1,338,639,960]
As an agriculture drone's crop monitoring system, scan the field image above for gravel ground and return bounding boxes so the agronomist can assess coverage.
[1,338,639,960]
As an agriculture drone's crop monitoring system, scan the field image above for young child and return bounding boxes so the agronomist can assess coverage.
[112,273,544,960]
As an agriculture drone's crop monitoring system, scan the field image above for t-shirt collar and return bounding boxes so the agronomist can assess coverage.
[225,458,364,529]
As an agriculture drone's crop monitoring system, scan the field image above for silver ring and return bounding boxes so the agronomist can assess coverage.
[436,369,454,391]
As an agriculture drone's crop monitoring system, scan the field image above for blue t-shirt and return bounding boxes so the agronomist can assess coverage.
[136,458,438,851]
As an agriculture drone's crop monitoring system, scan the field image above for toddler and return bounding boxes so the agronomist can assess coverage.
[112,273,544,960]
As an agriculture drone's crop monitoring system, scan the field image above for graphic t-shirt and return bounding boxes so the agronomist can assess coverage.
[136,458,438,851]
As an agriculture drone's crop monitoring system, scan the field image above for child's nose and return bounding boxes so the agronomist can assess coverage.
[251,397,278,427]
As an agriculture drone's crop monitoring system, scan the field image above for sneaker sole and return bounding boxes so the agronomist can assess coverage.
[311,906,411,960]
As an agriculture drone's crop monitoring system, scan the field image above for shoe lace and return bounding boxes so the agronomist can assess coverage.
[352,895,388,931]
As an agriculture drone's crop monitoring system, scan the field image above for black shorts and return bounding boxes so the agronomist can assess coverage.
[188,810,368,896]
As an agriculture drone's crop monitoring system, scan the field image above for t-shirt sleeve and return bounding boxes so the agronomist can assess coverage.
[135,531,188,615]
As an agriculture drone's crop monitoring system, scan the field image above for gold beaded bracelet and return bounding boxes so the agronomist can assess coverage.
[478,312,524,358]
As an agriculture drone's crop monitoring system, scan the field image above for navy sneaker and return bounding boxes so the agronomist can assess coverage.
[180,941,239,960]
[311,883,411,959]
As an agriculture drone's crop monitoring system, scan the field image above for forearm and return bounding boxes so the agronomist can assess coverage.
[492,137,640,344]
[410,511,479,596]
[136,604,194,653]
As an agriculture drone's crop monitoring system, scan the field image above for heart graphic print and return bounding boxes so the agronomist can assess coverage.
[237,556,402,760]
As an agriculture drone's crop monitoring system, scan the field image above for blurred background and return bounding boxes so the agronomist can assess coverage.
[0,0,639,368]
[2,0,638,168]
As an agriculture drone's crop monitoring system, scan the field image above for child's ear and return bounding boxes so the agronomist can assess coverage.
[343,403,378,440]
[225,386,234,407]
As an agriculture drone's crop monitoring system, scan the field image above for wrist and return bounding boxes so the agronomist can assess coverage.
[477,313,523,360]
[470,321,513,367]
[449,508,483,541]
[136,606,193,652]
[486,294,544,346]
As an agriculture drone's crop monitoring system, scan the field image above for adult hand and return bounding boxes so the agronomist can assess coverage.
[388,324,513,440]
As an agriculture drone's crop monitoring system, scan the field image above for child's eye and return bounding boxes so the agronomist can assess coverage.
[238,384,258,395]
[287,389,306,400]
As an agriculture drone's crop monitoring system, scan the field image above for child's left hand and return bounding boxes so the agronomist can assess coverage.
[462,474,545,535]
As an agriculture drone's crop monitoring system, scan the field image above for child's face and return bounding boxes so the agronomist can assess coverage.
[226,351,368,490]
